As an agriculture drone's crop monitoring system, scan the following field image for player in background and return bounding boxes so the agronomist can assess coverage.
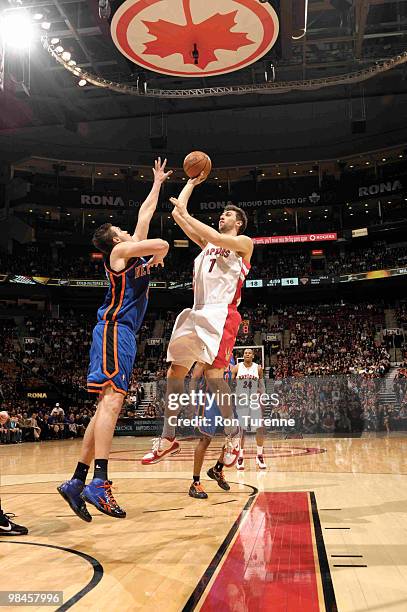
[58,158,172,520]
[142,174,253,468]
[232,349,267,470]
[0,411,28,535]
[188,361,233,499]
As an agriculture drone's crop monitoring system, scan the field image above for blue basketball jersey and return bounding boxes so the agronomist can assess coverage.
[97,257,150,334]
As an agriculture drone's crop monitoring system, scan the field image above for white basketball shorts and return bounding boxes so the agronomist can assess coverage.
[167,304,241,371]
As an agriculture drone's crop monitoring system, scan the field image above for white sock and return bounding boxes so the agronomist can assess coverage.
[239,448,244,458]
[257,446,263,456]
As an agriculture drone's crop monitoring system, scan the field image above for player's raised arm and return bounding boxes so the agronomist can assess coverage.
[172,194,253,261]
[132,158,172,242]
[170,176,208,248]
[110,238,170,267]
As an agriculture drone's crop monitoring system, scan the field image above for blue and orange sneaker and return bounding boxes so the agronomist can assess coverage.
[57,479,92,523]
[81,479,126,519]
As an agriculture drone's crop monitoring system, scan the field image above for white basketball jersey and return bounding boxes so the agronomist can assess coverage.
[236,362,260,396]
[193,242,250,307]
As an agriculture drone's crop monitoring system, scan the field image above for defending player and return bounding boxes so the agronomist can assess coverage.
[232,349,267,470]
[142,174,253,468]
[58,158,172,520]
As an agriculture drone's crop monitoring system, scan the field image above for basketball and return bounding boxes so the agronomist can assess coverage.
[183,151,212,179]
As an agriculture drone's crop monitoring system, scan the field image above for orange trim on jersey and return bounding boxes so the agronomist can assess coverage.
[104,257,139,277]
[87,380,127,396]
[102,321,119,378]
[112,273,126,320]
[113,322,119,373]
[103,272,116,320]
[102,320,108,375]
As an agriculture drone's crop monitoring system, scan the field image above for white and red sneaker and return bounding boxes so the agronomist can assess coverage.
[141,437,180,465]
[236,457,245,471]
[256,455,267,470]
[223,431,241,468]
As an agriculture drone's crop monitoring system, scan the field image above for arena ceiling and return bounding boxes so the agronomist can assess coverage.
[1,0,407,167]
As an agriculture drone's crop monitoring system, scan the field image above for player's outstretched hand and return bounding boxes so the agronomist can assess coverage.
[148,254,165,269]
[153,157,173,184]
[0,411,9,425]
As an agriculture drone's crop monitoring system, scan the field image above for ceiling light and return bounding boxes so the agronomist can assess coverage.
[97,172,101,175]
[365,161,370,165]
[349,164,354,168]
[309,170,313,173]
[399,154,403,158]
[350,213,354,216]
[46,211,50,215]
[61,51,71,61]
[113,173,118,176]
[348,206,352,210]
[109,215,113,218]
[277,171,281,175]
[29,209,33,212]
[324,209,328,212]
[51,37,60,45]
[0,12,34,49]
[293,171,297,174]
[67,213,70,216]
[382,158,386,162]
[55,45,64,53]
[324,215,327,218]
[365,203,368,207]
[41,21,51,30]
[68,60,76,66]
[33,13,44,20]
[78,79,87,87]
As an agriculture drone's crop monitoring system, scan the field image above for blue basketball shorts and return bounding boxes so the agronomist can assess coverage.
[87,321,136,396]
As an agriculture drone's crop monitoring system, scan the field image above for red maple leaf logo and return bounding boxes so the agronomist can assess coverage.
[142,3,254,70]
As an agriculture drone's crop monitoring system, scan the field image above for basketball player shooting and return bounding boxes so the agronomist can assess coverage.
[232,348,267,470]
[58,158,172,520]
[142,173,253,468]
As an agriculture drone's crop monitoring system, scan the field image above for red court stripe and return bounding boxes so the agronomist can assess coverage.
[200,492,321,612]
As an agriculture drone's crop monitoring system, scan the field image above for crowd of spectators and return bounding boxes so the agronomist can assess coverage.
[250,243,407,280]
[272,303,390,377]
[1,299,407,444]
[1,241,407,282]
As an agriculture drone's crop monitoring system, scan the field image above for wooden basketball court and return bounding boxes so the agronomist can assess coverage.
[1,435,406,611]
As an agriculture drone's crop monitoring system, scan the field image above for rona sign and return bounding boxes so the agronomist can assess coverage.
[358,180,402,197]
